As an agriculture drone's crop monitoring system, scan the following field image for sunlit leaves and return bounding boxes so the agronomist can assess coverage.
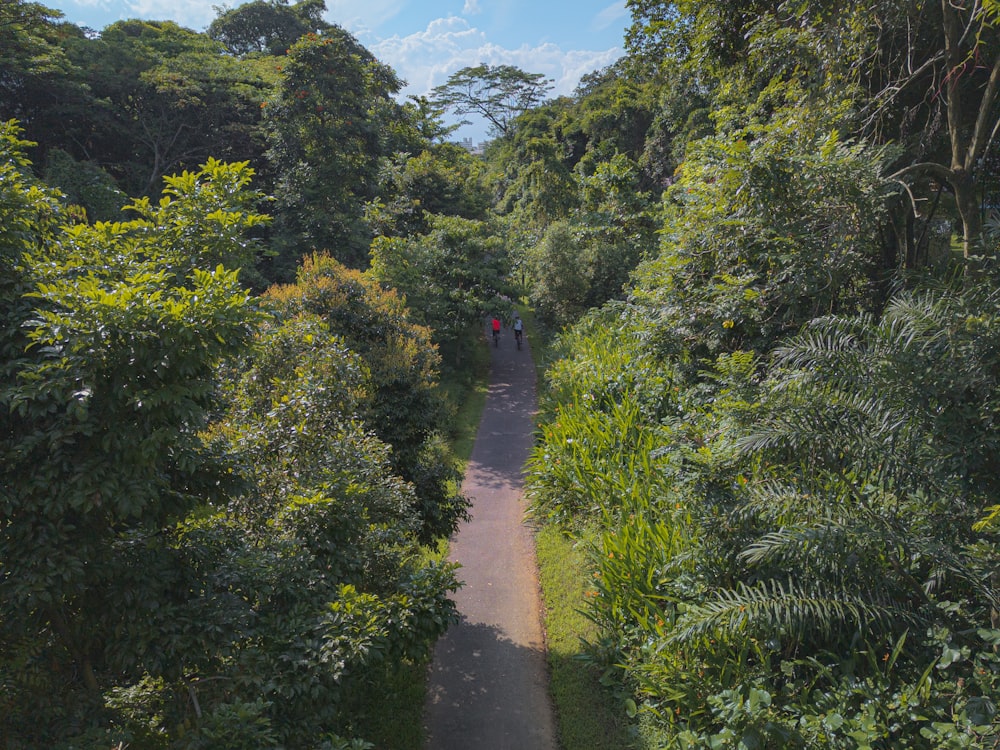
[266,252,468,543]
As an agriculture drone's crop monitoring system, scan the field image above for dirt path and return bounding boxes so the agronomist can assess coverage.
[423,329,556,750]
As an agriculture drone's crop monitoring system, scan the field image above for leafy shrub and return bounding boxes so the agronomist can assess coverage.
[267,252,469,543]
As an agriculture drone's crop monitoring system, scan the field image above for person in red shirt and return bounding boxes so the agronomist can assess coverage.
[491,316,501,346]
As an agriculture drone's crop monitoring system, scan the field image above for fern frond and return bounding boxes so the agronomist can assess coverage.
[668,580,905,645]
[772,314,873,380]
[738,524,848,568]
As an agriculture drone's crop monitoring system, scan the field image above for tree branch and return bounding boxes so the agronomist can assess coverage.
[888,161,956,185]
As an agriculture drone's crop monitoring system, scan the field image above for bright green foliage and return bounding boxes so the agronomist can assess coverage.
[0,140,266,741]
[648,282,1000,747]
[527,305,675,527]
[0,122,62,370]
[528,222,592,329]
[482,69,659,323]
[192,313,459,747]
[523,9,1000,735]
[522,151,658,328]
[493,105,580,232]
[531,275,1000,747]
[398,94,459,145]
[626,0,1000,265]
[0,128,458,748]
[266,253,469,543]
[367,145,490,238]
[369,213,510,356]
[529,236,1000,748]
[576,154,656,305]
[124,158,269,273]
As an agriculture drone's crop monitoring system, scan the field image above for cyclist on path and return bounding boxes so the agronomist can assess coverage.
[491,316,501,346]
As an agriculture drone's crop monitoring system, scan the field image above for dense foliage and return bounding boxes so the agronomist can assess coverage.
[0,118,459,746]
[6,0,1000,746]
[264,253,468,543]
[518,1,1000,747]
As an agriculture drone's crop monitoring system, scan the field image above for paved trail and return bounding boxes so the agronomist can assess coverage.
[423,329,556,750]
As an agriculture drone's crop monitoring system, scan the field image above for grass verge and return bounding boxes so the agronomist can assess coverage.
[441,328,491,466]
[520,303,632,748]
[536,523,633,749]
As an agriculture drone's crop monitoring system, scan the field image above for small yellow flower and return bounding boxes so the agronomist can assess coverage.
[722,319,735,329]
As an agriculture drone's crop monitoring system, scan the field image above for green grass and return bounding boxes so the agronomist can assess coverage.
[521,303,633,748]
[536,523,633,750]
[441,328,491,466]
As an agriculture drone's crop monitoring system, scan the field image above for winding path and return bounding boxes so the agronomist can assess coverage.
[423,328,556,750]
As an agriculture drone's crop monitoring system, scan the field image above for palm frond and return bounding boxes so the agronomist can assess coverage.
[738,523,849,569]
[668,579,909,645]
[771,314,873,380]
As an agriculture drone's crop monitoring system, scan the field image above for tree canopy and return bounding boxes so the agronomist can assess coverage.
[208,0,331,56]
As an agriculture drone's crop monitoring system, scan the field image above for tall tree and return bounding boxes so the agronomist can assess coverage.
[432,63,553,137]
[0,1,95,164]
[208,0,331,56]
[265,27,403,271]
[63,20,272,196]
[0,134,265,717]
[369,213,509,359]
[873,0,1000,263]
[367,144,490,238]
[265,253,470,543]
[0,0,67,113]
[626,0,1000,265]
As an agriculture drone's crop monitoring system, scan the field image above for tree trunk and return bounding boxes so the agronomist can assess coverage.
[953,168,983,267]
[48,606,100,693]
[940,0,1000,269]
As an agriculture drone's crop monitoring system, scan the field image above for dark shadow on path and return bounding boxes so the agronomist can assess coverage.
[425,621,553,750]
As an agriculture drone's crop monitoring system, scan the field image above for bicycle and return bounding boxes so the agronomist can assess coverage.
[513,316,524,350]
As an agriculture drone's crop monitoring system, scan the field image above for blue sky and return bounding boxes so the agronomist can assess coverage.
[46,0,631,141]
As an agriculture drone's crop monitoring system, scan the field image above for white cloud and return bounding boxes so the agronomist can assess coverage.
[462,0,482,14]
[67,0,110,8]
[372,15,621,99]
[124,0,216,29]
[371,16,486,94]
[324,0,407,37]
[593,1,628,32]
